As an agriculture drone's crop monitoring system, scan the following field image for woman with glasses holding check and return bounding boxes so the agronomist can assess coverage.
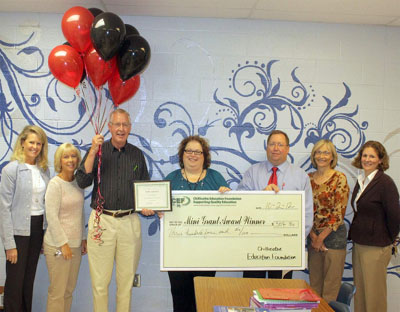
[307,139,350,302]
[165,135,230,312]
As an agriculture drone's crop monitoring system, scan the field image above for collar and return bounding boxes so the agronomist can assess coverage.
[357,169,378,187]
[109,140,127,152]
[112,145,126,152]
[266,160,289,172]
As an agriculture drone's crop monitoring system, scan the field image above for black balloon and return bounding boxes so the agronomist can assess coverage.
[88,7,103,17]
[63,41,86,82]
[90,12,126,61]
[125,24,140,36]
[117,35,151,81]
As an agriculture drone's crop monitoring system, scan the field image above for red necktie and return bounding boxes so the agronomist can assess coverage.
[268,167,278,185]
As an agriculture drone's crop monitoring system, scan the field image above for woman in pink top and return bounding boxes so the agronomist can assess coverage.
[43,143,87,312]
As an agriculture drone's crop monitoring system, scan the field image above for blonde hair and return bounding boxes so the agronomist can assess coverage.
[11,125,49,170]
[54,143,82,173]
[310,139,338,169]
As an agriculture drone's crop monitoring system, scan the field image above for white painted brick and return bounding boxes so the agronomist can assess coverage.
[384,62,400,86]
[316,60,363,84]
[384,86,400,110]
[350,84,384,110]
[362,60,385,85]
[340,26,386,61]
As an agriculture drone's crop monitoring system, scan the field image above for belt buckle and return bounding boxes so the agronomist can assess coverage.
[113,211,123,218]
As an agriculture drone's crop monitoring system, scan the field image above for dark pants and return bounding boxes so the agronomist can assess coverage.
[243,270,293,279]
[4,215,44,312]
[168,270,216,312]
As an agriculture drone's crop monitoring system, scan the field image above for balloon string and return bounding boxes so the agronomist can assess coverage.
[79,83,97,132]
[91,144,105,245]
[97,86,108,134]
[81,61,100,134]
[95,87,101,132]
[78,67,115,244]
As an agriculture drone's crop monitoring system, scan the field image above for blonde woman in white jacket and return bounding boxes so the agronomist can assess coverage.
[0,125,49,312]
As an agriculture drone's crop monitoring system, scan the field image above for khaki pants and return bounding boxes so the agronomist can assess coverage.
[352,243,392,312]
[44,243,82,312]
[87,210,142,312]
[308,247,346,302]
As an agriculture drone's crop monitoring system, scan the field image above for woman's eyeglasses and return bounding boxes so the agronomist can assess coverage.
[315,151,331,156]
[184,149,203,155]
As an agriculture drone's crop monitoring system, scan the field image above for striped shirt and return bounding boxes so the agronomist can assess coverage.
[75,140,149,211]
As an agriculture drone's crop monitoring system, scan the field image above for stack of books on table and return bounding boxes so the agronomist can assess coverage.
[249,288,321,311]
[214,307,270,312]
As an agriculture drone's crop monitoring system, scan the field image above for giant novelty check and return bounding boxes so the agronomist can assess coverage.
[160,190,305,271]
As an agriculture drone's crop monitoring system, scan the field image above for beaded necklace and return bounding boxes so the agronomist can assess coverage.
[182,168,204,190]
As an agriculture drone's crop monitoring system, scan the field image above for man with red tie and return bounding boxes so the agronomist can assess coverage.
[237,130,313,279]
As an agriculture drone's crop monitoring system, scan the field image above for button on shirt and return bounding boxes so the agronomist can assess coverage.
[75,140,150,211]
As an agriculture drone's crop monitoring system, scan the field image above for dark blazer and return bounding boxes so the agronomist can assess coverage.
[349,170,400,247]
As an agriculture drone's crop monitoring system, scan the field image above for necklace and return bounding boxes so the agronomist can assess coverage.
[313,169,334,185]
[183,168,204,190]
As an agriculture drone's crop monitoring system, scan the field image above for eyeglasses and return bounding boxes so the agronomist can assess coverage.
[315,151,331,156]
[184,149,203,155]
[110,122,131,128]
[267,143,287,148]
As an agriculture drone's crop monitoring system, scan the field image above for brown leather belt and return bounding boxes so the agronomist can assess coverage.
[102,209,134,218]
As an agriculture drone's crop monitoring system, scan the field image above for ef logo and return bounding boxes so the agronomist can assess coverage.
[173,196,190,207]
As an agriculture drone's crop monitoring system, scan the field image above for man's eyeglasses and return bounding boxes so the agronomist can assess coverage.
[315,151,331,156]
[184,149,203,155]
[110,122,131,128]
[267,142,287,148]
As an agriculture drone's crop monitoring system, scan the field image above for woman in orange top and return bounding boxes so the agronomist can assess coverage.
[307,139,349,302]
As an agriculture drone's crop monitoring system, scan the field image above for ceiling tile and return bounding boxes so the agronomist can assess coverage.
[107,5,251,19]
[0,0,399,27]
[251,10,397,26]
[255,0,400,15]
[104,0,257,9]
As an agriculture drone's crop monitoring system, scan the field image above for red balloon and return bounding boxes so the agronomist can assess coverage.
[48,45,83,88]
[108,71,140,106]
[84,46,116,88]
[61,6,94,53]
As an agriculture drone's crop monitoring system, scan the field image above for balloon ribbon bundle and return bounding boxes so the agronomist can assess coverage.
[48,6,151,244]
[92,145,105,245]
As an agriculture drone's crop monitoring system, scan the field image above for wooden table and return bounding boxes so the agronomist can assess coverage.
[194,277,334,312]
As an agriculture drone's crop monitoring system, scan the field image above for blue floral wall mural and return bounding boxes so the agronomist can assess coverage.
[5,31,395,281]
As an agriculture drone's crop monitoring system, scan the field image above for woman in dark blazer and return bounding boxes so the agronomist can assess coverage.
[349,140,400,312]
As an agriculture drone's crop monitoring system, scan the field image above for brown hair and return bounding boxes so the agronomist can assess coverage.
[178,135,211,169]
[310,139,338,169]
[352,140,389,171]
[267,130,290,146]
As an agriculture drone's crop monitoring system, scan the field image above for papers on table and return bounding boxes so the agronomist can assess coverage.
[214,306,270,312]
[250,288,321,311]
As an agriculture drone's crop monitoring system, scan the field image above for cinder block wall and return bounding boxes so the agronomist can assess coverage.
[0,12,400,311]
